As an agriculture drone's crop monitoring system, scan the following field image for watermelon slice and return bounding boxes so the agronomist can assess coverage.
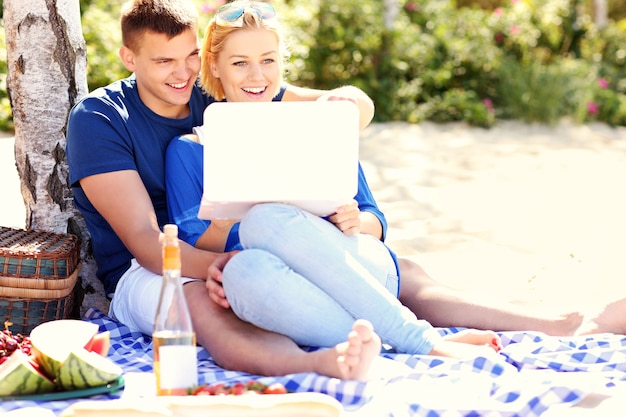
[57,349,122,390]
[30,320,100,380]
[84,331,111,357]
[29,319,122,389]
[0,350,55,395]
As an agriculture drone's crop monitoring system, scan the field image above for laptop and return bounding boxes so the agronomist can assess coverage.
[195,100,360,220]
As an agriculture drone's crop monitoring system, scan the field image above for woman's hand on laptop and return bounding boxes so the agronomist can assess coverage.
[206,251,240,309]
[315,86,357,104]
[328,200,361,236]
[315,85,375,130]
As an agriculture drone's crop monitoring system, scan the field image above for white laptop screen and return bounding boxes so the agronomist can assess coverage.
[196,101,360,220]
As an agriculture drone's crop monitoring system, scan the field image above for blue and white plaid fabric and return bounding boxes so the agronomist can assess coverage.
[2,308,626,416]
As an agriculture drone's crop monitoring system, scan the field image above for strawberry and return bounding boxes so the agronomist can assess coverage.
[231,381,246,395]
[262,382,288,394]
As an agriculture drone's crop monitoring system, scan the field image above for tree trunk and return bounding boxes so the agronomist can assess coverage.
[383,0,399,30]
[594,0,608,28]
[4,0,106,316]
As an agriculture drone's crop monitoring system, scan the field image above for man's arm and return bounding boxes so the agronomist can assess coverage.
[283,85,375,130]
[80,170,219,279]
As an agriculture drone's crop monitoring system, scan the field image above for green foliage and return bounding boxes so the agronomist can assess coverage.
[414,88,495,127]
[283,0,384,90]
[495,56,594,124]
[455,0,509,8]
[0,0,625,130]
[81,1,129,91]
[585,77,626,126]
[287,0,625,126]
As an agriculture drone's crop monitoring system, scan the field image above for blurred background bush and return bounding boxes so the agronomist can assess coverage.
[0,0,625,129]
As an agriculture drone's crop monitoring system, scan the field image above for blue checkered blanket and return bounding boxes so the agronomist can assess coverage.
[2,307,626,416]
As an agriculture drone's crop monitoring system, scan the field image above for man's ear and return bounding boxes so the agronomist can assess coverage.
[119,46,136,72]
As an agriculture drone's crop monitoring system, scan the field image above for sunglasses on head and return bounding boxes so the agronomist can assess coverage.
[215,1,276,27]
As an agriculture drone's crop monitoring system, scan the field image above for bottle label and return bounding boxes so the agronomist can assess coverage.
[158,345,198,389]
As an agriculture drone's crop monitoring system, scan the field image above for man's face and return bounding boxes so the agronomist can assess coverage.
[211,28,281,103]
[120,28,201,118]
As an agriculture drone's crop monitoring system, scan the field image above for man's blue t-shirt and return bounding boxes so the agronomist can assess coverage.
[66,74,215,295]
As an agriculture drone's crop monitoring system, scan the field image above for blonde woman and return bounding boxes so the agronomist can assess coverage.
[165,0,502,361]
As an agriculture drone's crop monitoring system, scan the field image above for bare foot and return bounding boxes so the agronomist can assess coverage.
[575,297,626,335]
[443,329,501,352]
[314,319,381,381]
[541,311,586,336]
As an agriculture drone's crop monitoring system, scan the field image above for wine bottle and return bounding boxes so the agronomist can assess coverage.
[153,224,198,395]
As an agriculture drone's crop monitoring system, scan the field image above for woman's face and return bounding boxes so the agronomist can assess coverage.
[211,28,281,102]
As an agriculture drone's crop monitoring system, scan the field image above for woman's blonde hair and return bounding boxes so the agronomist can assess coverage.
[200,0,289,100]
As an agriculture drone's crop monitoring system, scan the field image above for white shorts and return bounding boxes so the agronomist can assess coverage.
[109,259,201,335]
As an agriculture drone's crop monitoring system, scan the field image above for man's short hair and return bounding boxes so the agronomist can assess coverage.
[121,0,199,52]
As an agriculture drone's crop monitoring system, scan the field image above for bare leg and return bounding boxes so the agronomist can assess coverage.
[397,258,584,336]
[185,282,380,380]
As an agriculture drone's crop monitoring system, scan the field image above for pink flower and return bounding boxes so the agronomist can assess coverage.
[406,2,417,12]
[483,98,494,113]
[510,25,520,35]
[200,3,214,13]
[511,0,520,4]
[494,8,504,17]
[200,0,226,14]
[598,78,609,89]
[587,101,599,115]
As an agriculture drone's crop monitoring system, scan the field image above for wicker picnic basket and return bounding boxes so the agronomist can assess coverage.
[0,226,81,334]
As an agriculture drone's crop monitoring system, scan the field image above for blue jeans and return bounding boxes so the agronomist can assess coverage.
[222,203,440,354]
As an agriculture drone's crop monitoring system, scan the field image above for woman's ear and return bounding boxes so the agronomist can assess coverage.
[210,60,220,78]
[119,46,136,72]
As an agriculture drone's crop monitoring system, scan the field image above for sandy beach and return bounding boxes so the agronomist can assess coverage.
[360,119,626,308]
[2,119,626,310]
[0,133,26,231]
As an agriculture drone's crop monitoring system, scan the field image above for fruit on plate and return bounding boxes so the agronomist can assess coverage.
[31,320,101,379]
[0,320,33,364]
[192,380,289,396]
[28,319,120,390]
[56,349,123,391]
[0,350,55,396]
[83,331,111,357]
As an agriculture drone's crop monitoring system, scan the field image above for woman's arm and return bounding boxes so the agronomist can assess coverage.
[195,219,238,252]
[282,85,375,130]
[166,136,238,253]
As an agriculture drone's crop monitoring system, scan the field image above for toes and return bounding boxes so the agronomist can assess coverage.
[343,331,364,358]
[352,319,374,342]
